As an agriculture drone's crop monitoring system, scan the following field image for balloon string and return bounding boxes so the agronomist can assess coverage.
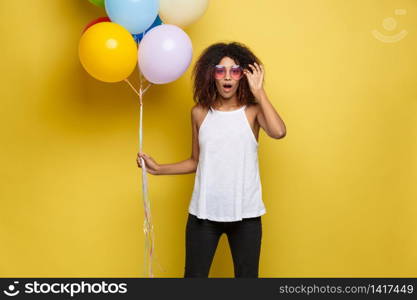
[143,83,152,95]
[137,71,159,278]
[124,78,140,97]
[125,74,161,277]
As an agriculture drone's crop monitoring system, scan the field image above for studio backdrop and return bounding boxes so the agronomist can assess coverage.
[0,0,416,277]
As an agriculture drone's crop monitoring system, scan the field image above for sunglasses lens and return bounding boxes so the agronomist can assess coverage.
[231,67,243,79]
[214,65,243,79]
[214,67,226,79]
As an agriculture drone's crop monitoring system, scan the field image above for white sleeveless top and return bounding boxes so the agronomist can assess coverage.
[188,104,266,222]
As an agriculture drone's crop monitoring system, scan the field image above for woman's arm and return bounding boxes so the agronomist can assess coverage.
[255,89,286,139]
[245,62,286,139]
[156,158,197,175]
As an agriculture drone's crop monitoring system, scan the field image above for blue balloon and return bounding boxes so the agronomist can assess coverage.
[105,0,159,34]
[132,15,163,43]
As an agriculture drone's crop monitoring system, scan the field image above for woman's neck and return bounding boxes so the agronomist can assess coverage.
[213,96,241,109]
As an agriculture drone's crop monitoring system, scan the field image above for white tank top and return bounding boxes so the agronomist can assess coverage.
[188,104,266,222]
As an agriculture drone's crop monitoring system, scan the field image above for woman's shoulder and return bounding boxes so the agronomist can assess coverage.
[191,103,209,125]
[192,102,208,110]
[191,103,209,116]
[246,102,261,116]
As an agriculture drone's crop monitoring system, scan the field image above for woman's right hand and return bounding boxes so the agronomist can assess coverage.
[137,152,160,175]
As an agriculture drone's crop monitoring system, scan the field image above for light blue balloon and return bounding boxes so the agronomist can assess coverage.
[105,0,159,34]
[133,15,163,43]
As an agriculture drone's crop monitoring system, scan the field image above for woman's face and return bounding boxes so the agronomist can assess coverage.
[214,56,243,99]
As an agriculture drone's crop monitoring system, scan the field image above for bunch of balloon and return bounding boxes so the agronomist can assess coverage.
[79,0,209,277]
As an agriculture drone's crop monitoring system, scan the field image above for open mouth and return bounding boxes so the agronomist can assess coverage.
[222,84,233,92]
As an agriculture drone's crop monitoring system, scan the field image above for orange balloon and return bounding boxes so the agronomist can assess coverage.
[79,22,137,83]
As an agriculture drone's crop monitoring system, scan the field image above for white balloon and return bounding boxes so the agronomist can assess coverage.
[139,24,193,84]
[159,0,209,27]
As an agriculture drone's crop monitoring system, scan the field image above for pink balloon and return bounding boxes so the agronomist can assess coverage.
[138,24,193,84]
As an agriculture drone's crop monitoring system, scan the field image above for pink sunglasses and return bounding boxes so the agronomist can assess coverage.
[214,65,244,80]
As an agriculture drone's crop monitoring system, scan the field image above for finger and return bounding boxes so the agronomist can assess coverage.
[249,64,259,76]
[254,62,261,73]
[138,157,144,166]
[248,64,256,72]
[259,65,264,76]
[255,64,261,75]
[142,155,149,162]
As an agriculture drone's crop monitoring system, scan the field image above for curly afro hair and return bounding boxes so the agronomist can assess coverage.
[191,42,263,110]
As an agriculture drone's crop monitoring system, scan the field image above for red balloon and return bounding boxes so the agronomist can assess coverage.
[82,17,111,33]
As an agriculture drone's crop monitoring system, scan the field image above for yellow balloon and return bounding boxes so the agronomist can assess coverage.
[79,22,137,83]
[159,0,208,27]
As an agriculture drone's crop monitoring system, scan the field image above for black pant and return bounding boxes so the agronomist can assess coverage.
[184,213,262,278]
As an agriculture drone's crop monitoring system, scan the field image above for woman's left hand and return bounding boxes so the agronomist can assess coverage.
[243,62,265,99]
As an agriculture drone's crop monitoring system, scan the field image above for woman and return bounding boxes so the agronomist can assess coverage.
[137,42,286,278]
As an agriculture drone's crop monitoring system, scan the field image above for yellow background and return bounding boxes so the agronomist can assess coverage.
[1,0,416,277]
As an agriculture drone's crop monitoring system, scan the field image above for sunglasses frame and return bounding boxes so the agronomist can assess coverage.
[214,64,244,80]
